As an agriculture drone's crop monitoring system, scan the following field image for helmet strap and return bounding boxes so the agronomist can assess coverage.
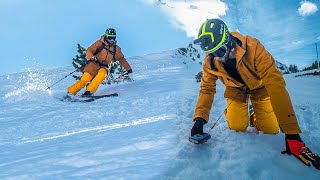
[226,35,235,49]
[228,47,236,59]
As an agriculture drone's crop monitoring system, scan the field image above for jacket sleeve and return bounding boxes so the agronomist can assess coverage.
[254,39,302,134]
[86,40,101,59]
[193,56,218,123]
[116,46,132,71]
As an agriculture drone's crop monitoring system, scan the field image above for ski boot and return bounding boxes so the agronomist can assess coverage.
[81,91,93,97]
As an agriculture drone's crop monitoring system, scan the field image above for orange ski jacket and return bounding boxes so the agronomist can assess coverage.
[84,36,131,76]
[194,32,301,134]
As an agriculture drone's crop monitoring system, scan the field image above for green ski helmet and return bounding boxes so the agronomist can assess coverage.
[105,28,116,40]
[194,19,233,57]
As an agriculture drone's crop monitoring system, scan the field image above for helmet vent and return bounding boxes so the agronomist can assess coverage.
[210,23,214,29]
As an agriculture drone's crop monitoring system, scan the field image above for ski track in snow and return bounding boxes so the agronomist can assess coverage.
[22,115,174,144]
[0,50,319,179]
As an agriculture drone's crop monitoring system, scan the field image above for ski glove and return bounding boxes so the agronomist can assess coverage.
[121,72,131,80]
[191,117,206,136]
[282,134,320,170]
[89,56,97,61]
[86,56,97,65]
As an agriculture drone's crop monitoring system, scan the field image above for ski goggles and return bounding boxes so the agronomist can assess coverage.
[107,36,116,41]
[194,37,229,58]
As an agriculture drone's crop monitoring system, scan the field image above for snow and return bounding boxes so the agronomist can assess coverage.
[284,69,320,78]
[1,50,320,179]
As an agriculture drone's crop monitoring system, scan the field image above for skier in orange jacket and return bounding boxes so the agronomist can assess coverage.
[67,28,132,97]
[191,18,319,169]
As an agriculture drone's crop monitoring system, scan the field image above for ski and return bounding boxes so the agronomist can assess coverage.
[71,98,95,102]
[61,96,95,103]
[81,93,119,99]
[61,93,118,103]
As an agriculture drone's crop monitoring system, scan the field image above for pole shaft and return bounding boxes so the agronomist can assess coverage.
[316,43,319,60]
[316,43,319,69]
[46,69,78,90]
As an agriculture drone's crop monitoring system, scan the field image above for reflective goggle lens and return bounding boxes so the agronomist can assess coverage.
[194,35,228,58]
[107,36,116,40]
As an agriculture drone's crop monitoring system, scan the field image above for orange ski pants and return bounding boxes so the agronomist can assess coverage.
[68,68,107,95]
[224,96,279,134]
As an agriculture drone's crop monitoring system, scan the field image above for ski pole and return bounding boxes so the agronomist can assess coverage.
[189,87,245,144]
[208,87,244,133]
[45,68,79,90]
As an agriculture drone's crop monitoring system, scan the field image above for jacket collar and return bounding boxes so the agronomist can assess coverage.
[230,32,246,64]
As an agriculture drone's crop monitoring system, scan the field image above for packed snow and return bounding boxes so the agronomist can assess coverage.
[0,50,319,179]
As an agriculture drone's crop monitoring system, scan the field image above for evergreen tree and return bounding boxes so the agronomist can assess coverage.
[302,60,319,71]
[312,61,318,69]
[294,65,299,73]
[102,61,133,84]
[288,64,299,73]
[288,65,293,72]
[195,71,202,82]
[71,44,88,80]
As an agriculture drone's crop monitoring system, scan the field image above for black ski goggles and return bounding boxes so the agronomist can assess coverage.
[194,37,229,58]
[107,36,116,41]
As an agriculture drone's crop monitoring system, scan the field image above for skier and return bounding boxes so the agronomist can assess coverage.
[191,19,319,169]
[67,28,132,97]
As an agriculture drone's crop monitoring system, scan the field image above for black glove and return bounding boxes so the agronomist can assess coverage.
[282,134,320,170]
[88,56,97,62]
[121,70,133,80]
[191,117,206,136]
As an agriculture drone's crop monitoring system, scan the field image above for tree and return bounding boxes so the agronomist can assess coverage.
[292,65,299,73]
[302,60,319,71]
[102,61,133,85]
[71,44,87,81]
[288,64,299,73]
[195,71,202,82]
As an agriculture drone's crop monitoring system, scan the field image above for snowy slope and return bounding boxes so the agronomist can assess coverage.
[0,50,320,179]
[275,61,290,74]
